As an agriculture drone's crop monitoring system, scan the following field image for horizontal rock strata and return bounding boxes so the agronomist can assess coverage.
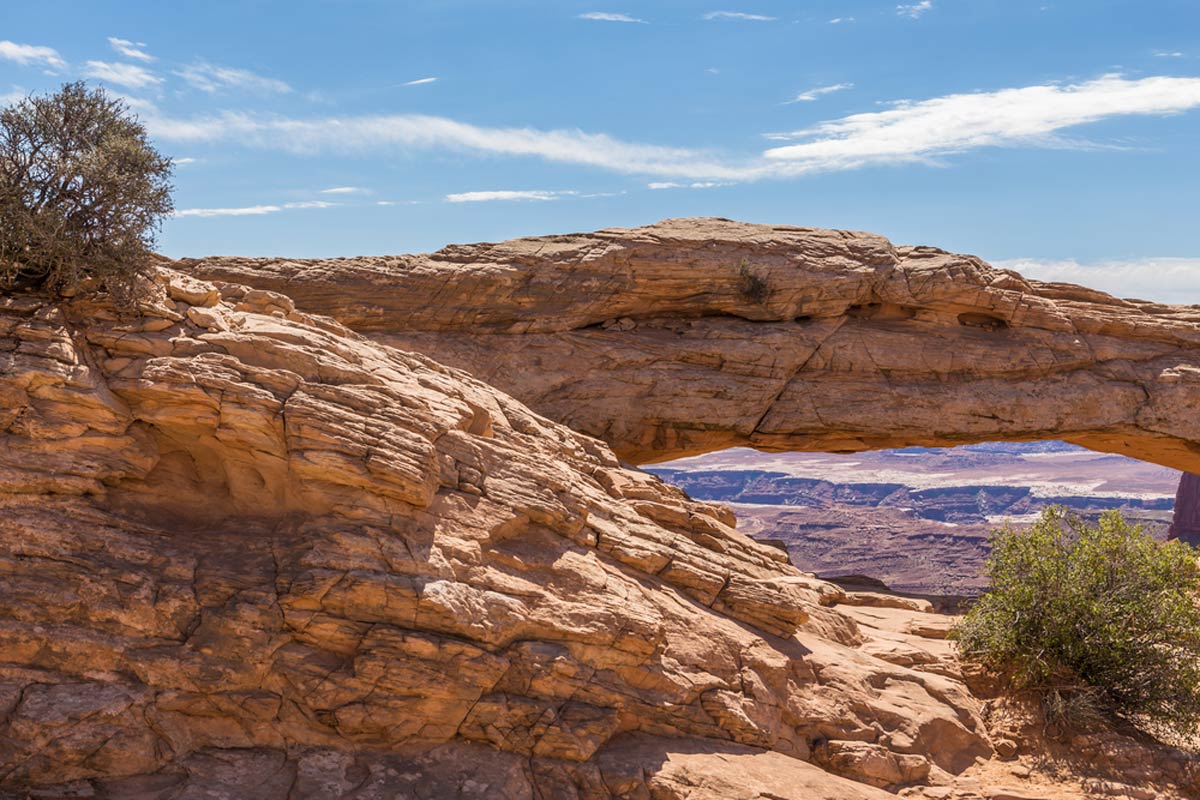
[189,217,1200,470]
[5,219,1200,798]
[0,272,998,797]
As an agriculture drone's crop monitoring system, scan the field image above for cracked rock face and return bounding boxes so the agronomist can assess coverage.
[0,272,994,798]
[5,219,1200,799]
[189,217,1200,470]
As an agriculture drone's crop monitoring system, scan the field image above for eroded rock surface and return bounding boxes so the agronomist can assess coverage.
[5,219,1200,798]
[189,217,1200,470]
[1170,473,1200,545]
[0,273,1001,797]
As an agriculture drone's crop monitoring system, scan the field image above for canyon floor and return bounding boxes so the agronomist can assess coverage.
[650,442,1180,597]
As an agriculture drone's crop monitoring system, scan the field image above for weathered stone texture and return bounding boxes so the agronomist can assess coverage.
[190,218,1200,470]
[0,271,995,797]
[4,220,1200,798]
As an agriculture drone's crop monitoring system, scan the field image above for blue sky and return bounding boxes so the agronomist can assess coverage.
[3,1,1199,301]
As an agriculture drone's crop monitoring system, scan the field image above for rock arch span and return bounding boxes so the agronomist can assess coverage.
[189,218,1200,472]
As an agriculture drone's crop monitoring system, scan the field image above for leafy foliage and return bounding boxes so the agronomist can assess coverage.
[953,507,1200,740]
[0,82,173,298]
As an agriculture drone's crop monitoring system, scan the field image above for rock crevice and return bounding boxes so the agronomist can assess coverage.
[0,270,1002,797]
[2,220,1198,798]
[190,218,1200,469]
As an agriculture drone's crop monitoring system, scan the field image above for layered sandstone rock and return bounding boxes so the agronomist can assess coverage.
[188,217,1200,470]
[4,219,1200,798]
[0,273,1003,797]
[1170,473,1200,545]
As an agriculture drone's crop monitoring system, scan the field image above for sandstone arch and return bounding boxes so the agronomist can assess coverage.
[3,224,1200,796]
[190,218,1200,471]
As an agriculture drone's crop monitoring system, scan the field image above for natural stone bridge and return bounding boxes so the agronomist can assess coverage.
[192,217,1200,471]
[3,219,1199,797]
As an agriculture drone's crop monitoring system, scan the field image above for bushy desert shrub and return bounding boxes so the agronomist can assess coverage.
[952,507,1200,740]
[0,82,173,298]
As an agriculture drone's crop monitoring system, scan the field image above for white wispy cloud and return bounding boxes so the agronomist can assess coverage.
[444,190,576,202]
[579,12,646,23]
[320,186,364,194]
[141,74,1200,182]
[995,257,1200,305]
[175,205,283,218]
[175,62,292,94]
[763,75,1200,172]
[108,37,153,62]
[897,1,933,19]
[403,76,438,86]
[829,17,855,24]
[175,200,337,218]
[0,41,67,71]
[284,200,336,209]
[703,11,777,21]
[173,157,197,165]
[1154,50,1185,58]
[786,82,853,103]
[143,110,748,179]
[83,61,163,89]
[647,180,732,189]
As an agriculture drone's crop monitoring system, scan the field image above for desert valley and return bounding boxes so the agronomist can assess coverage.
[653,442,1181,597]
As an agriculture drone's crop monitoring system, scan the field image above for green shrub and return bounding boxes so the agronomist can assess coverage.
[0,82,173,298]
[952,507,1200,740]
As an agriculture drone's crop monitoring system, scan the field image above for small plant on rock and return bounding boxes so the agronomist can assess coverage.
[0,82,174,299]
[737,257,770,304]
[952,506,1200,742]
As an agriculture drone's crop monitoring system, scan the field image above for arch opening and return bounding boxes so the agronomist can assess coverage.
[647,440,1184,605]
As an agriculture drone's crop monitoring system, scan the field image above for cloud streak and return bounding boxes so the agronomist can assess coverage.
[996,257,1200,305]
[897,1,933,19]
[703,11,776,21]
[144,109,749,179]
[175,205,283,218]
[786,82,853,103]
[142,74,1200,181]
[108,37,153,62]
[647,181,732,189]
[284,200,336,209]
[175,62,292,94]
[764,75,1200,172]
[174,200,336,218]
[0,41,66,71]
[579,12,646,23]
[83,61,162,89]
[444,190,576,202]
[402,77,438,86]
